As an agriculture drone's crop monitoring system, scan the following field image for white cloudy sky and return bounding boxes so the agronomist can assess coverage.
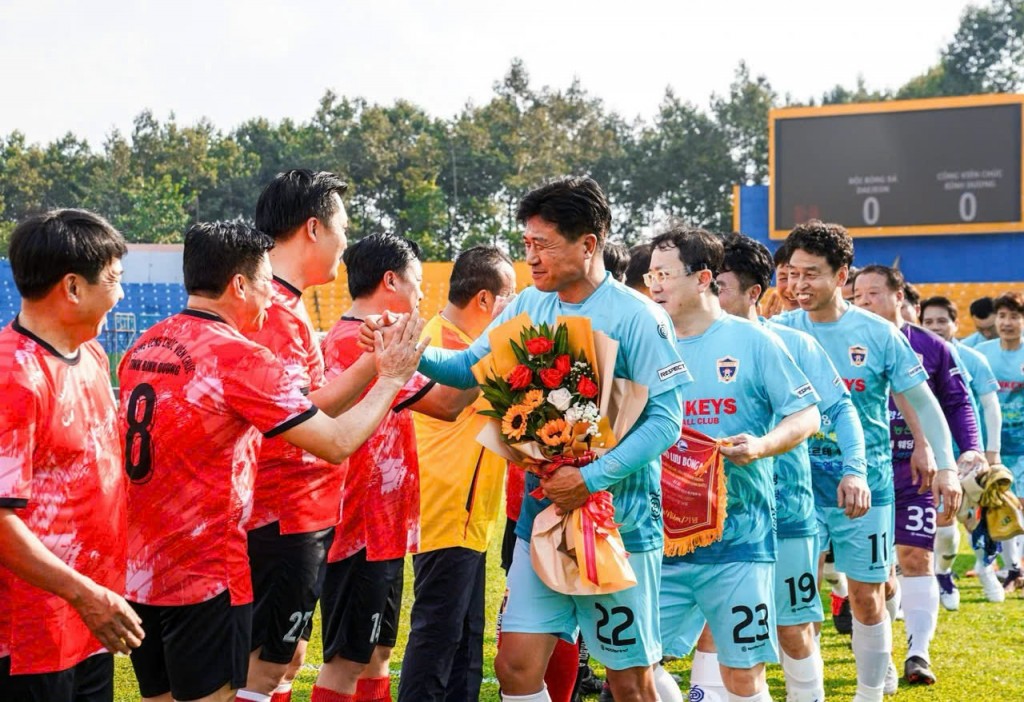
[0,0,978,146]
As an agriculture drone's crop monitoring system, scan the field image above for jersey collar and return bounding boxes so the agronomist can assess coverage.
[273,276,302,298]
[11,315,81,365]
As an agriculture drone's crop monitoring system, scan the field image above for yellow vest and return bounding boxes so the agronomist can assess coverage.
[415,314,506,553]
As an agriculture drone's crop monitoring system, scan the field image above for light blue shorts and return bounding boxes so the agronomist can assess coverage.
[774,536,824,626]
[502,538,662,670]
[816,503,895,584]
[659,559,778,669]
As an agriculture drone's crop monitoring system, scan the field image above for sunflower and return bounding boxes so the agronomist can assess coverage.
[522,389,545,410]
[537,418,573,447]
[501,404,532,441]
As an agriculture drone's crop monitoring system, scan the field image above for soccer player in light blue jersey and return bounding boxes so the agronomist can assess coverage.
[648,227,821,702]
[854,266,984,687]
[977,292,1024,593]
[962,297,998,348]
[714,234,868,702]
[920,295,1006,604]
[778,221,962,702]
[405,177,689,702]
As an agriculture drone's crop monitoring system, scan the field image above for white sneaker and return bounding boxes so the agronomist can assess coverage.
[936,573,960,611]
[884,659,898,695]
[979,566,1007,603]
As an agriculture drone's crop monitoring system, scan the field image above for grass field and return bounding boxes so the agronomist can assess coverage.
[112,528,1024,701]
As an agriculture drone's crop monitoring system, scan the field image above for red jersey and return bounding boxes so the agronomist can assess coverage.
[0,319,126,674]
[118,310,317,606]
[506,464,526,522]
[246,277,344,534]
[322,317,429,562]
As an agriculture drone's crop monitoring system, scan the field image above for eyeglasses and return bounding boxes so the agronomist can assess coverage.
[643,267,693,287]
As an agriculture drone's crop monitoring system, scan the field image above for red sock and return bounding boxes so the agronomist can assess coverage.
[270,689,292,702]
[544,639,579,702]
[310,685,355,702]
[354,676,390,702]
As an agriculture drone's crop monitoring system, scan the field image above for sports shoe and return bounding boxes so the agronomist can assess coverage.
[884,659,898,695]
[979,566,1007,602]
[1002,566,1023,593]
[936,573,960,611]
[904,655,937,685]
[830,592,852,635]
[576,665,604,696]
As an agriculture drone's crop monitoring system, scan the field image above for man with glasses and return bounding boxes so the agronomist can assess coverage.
[646,227,821,702]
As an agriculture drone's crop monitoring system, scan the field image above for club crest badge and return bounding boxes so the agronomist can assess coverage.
[716,356,739,383]
[849,345,868,367]
[674,436,689,452]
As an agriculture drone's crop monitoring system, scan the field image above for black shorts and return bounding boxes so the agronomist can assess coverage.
[500,517,518,574]
[129,590,252,701]
[320,549,404,664]
[0,652,113,702]
[248,522,334,664]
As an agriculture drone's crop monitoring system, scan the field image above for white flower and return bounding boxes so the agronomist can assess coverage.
[547,388,573,412]
[564,401,600,425]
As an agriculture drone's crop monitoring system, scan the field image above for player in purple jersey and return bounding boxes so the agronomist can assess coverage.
[854,265,985,687]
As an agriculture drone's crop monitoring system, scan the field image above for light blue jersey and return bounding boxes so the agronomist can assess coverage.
[670,314,818,564]
[763,318,849,538]
[976,340,1024,457]
[960,331,987,348]
[776,305,927,506]
[420,274,691,553]
[952,340,999,450]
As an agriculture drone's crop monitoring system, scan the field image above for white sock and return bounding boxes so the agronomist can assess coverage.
[502,687,551,702]
[885,578,901,621]
[899,574,939,662]
[273,682,293,694]
[727,689,771,702]
[690,650,727,702]
[781,648,825,702]
[235,692,272,702]
[852,614,892,696]
[974,546,992,572]
[1003,536,1022,568]
[653,663,684,702]
[831,571,849,597]
[935,524,960,574]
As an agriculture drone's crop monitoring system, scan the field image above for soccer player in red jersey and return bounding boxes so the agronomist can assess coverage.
[0,209,144,702]
[239,170,381,702]
[312,234,478,702]
[119,222,427,702]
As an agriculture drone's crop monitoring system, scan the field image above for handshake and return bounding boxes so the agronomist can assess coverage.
[357,311,430,381]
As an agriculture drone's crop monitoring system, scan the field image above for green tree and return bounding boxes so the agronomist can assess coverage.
[711,62,777,184]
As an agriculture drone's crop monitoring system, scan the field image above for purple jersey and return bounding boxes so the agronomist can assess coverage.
[889,325,979,490]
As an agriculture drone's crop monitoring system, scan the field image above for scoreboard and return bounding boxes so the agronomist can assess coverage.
[769,94,1024,239]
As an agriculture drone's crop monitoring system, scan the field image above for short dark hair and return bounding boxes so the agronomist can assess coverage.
[993,291,1024,315]
[603,242,630,282]
[183,221,275,297]
[624,243,652,290]
[855,264,905,293]
[920,295,958,322]
[448,246,513,307]
[342,233,421,300]
[969,296,994,319]
[772,241,790,268]
[784,220,854,273]
[651,225,724,296]
[254,169,349,241]
[721,233,773,303]
[9,209,127,300]
[516,176,611,249]
[903,282,920,307]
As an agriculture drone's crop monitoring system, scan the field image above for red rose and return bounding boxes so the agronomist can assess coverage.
[577,375,599,399]
[554,354,571,374]
[506,364,533,390]
[525,336,554,355]
[539,368,566,389]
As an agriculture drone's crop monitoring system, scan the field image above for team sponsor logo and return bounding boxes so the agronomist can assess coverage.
[849,345,868,367]
[908,364,926,377]
[649,491,662,519]
[716,356,739,383]
[657,322,670,339]
[843,378,866,392]
[832,375,843,387]
[795,383,814,398]
[658,360,688,381]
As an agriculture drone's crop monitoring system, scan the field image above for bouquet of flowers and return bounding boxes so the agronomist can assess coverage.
[471,313,647,595]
